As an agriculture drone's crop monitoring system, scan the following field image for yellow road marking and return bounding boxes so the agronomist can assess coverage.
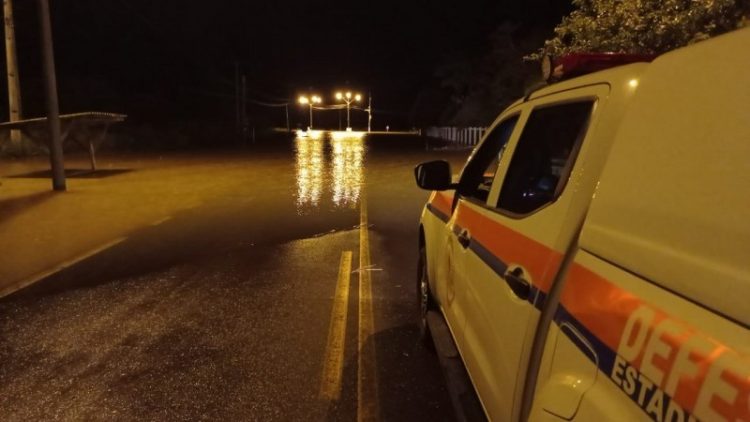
[320,250,353,400]
[358,195,379,422]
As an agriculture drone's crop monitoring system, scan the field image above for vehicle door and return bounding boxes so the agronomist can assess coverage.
[441,112,522,346]
[449,86,607,421]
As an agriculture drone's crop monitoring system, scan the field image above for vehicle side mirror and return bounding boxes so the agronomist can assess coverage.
[414,160,454,191]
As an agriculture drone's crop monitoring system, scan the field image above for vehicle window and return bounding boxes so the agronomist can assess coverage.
[497,101,594,215]
[457,115,519,203]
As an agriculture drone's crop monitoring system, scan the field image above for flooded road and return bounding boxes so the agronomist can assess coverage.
[0,132,469,421]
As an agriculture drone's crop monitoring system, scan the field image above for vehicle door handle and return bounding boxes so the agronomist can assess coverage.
[456,230,471,249]
[503,267,531,300]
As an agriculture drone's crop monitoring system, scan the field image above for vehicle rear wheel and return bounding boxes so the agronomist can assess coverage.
[417,245,435,350]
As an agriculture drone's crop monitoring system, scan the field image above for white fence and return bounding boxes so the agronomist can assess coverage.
[425,126,486,146]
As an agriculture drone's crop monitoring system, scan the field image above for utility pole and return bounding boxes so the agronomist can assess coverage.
[367,93,372,132]
[346,101,350,130]
[335,91,360,131]
[309,102,313,129]
[234,61,240,136]
[241,74,247,141]
[285,103,290,132]
[37,0,65,190]
[4,0,22,147]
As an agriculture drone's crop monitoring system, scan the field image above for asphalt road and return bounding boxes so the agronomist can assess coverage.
[0,133,470,421]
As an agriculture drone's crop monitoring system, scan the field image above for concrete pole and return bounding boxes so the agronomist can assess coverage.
[234,61,240,135]
[367,94,372,132]
[308,104,313,129]
[241,74,247,124]
[285,103,290,132]
[3,0,22,146]
[346,102,351,130]
[37,0,65,190]
[241,74,247,141]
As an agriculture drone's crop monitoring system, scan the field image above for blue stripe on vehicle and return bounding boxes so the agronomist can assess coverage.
[427,202,546,307]
[552,304,695,422]
[426,203,450,223]
[554,304,615,374]
[533,288,547,310]
[467,237,509,285]
[427,200,695,420]
[450,222,541,306]
[469,235,545,306]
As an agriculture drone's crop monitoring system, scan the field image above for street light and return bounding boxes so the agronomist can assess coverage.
[335,91,361,131]
[298,94,322,130]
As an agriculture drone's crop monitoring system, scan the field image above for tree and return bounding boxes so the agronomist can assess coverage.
[528,0,750,60]
[436,23,545,126]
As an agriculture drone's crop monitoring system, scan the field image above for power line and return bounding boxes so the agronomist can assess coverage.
[247,98,289,107]
[188,88,289,107]
[312,104,347,110]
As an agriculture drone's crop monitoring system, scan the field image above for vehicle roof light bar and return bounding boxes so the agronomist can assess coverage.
[542,53,657,83]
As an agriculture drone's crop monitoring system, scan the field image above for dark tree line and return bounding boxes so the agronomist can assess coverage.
[425,0,750,127]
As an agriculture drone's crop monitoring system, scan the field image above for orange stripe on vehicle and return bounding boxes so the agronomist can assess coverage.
[426,192,749,420]
[453,202,562,294]
[559,262,750,420]
[428,191,453,218]
[561,264,645,352]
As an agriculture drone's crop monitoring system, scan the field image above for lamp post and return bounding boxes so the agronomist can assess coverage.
[298,94,322,130]
[335,91,361,131]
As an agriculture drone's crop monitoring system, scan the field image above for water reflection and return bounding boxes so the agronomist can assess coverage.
[294,135,325,209]
[330,133,364,208]
[294,132,365,213]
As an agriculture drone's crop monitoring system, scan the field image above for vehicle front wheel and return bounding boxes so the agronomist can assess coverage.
[417,245,435,350]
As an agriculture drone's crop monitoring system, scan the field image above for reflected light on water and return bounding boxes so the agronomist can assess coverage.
[296,129,324,139]
[295,135,325,209]
[331,134,364,207]
[330,130,365,141]
[294,131,365,212]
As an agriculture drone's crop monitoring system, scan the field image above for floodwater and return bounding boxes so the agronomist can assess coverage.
[0,132,471,421]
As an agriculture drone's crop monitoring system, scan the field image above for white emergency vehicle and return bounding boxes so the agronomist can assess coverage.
[414,28,749,421]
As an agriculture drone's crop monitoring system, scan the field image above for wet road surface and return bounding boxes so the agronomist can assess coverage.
[0,133,470,421]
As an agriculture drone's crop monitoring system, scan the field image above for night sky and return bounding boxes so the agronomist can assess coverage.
[4,1,570,129]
